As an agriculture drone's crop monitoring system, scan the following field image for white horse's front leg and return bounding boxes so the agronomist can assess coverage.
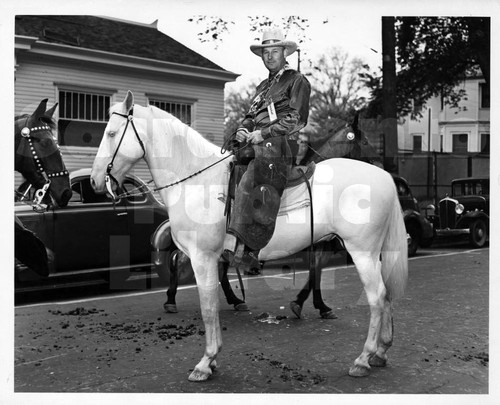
[188,257,222,382]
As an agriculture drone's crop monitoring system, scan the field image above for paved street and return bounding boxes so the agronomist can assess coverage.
[13,245,489,396]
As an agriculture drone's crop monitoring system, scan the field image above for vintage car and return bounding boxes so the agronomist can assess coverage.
[15,168,170,292]
[425,177,489,248]
[393,176,434,256]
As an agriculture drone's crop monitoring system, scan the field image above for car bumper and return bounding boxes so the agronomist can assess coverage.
[435,228,470,236]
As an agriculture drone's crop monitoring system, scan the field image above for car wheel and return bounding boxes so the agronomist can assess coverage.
[406,221,420,257]
[420,235,434,248]
[156,248,195,285]
[469,219,487,248]
[174,250,196,285]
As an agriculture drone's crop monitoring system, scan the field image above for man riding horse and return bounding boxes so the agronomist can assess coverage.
[224,29,311,274]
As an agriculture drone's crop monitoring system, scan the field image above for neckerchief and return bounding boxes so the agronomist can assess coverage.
[248,63,291,114]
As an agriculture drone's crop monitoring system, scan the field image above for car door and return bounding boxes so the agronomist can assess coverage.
[52,176,129,273]
[120,178,167,266]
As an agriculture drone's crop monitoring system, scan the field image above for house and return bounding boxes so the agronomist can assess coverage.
[396,75,490,200]
[398,76,490,155]
[15,15,239,187]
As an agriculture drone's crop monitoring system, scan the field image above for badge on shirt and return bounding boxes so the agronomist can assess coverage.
[267,100,277,122]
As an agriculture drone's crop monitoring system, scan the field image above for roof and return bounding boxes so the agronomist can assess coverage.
[15,15,226,72]
[451,177,489,183]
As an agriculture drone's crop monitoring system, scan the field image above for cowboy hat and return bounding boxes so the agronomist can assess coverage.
[250,28,298,57]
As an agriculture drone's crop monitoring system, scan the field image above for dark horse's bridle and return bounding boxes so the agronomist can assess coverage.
[105,108,146,200]
[17,118,69,212]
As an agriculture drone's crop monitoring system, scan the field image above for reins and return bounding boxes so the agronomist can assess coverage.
[106,117,251,201]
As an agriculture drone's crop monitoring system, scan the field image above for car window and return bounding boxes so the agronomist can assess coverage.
[394,179,411,197]
[121,179,148,203]
[71,178,114,204]
[476,182,489,195]
[452,183,464,196]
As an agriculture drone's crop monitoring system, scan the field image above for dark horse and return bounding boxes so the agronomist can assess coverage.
[15,99,72,276]
[162,115,382,317]
[15,99,72,208]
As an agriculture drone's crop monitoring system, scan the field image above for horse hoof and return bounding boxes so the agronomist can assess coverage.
[290,301,302,319]
[320,310,338,319]
[369,354,387,367]
[188,368,211,382]
[163,303,178,313]
[349,365,370,377]
[234,303,249,311]
[210,360,218,370]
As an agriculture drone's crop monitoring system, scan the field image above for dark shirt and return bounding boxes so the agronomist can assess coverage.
[240,66,311,140]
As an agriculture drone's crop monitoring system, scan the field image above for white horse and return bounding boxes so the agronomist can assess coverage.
[91,91,408,382]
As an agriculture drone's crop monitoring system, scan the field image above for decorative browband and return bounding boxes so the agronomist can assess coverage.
[21,125,52,137]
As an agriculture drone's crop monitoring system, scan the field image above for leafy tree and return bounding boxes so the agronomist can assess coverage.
[190,16,372,147]
[223,81,258,139]
[304,47,369,132]
[363,17,490,119]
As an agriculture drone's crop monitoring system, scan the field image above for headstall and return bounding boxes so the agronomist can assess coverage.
[19,122,68,212]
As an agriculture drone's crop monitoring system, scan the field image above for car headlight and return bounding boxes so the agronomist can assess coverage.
[455,203,464,215]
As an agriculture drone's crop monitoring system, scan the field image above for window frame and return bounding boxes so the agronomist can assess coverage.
[147,95,196,126]
[55,84,115,147]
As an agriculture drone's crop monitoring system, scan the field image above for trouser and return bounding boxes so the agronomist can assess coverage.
[227,136,292,250]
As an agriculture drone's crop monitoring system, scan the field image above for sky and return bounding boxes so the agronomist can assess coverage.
[3,0,499,92]
[4,0,497,90]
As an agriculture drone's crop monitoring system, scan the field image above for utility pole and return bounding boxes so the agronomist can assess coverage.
[382,16,398,173]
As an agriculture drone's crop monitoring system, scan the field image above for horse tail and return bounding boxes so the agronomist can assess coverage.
[381,189,408,300]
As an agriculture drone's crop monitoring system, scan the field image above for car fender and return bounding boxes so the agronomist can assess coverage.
[150,220,173,266]
[15,216,50,277]
[456,211,489,230]
[403,209,434,240]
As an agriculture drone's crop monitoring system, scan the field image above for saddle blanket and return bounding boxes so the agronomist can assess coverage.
[218,175,312,217]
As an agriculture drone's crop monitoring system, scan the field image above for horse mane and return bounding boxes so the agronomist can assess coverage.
[140,104,223,172]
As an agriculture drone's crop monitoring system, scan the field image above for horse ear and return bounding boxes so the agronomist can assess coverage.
[45,103,58,118]
[124,90,134,113]
[33,99,49,118]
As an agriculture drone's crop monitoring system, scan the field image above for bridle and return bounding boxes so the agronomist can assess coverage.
[105,108,146,199]
[17,118,69,212]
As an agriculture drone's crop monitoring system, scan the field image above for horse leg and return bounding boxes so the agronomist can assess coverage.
[290,280,311,319]
[188,256,222,382]
[218,261,248,311]
[369,296,393,367]
[290,243,327,319]
[163,250,179,313]
[348,251,386,377]
[311,243,336,319]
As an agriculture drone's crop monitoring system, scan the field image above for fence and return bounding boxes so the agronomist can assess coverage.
[397,152,490,205]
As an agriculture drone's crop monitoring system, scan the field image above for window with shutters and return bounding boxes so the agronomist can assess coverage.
[58,89,111,147]
[148,98,192,125]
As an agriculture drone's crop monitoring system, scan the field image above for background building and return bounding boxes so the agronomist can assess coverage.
[15,15,238,187]
[396,75,490,201]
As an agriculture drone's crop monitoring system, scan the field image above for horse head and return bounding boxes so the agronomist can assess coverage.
[15,99,72,207]
[298,114,383,167]
[91,90,147,196]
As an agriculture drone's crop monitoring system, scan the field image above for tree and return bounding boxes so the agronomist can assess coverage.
[363,17,490,119]
[189,16,371,142]
[223,81,258,139]
[304,47,369,133]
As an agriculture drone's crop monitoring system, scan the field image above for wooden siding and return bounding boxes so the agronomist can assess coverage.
[15,54,229,190]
